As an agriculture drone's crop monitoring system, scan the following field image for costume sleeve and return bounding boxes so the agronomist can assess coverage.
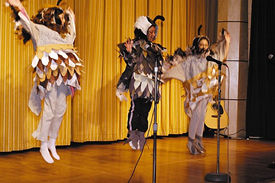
[116,65,133,92]
[162,48,188,83]
[116,42,135,92]
[162,58,187,83]
[18,10,31,33]
[8,4,34,41]
[118,42,135,67]
[210,31,229,62]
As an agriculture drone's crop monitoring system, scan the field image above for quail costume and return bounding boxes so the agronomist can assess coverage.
[7,0,82,163]
[116,16,166,150]
[163,26,230,154]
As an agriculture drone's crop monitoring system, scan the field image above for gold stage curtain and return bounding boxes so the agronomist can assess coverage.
[0,0,205,151]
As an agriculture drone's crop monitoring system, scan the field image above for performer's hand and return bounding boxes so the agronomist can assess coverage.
[116,90,127,102]
[7,0,23,9]
[162,62,172,72]
[66,7,75,20]
[125,38,133,53]
[224,31,231,45]
[221,29,231,60]
[222,29,231,45]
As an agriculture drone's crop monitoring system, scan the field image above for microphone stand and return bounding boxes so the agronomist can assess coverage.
[205,62,231,182]
[152,55,159,183]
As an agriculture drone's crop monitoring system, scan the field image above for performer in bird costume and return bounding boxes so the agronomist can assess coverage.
[6,0,82,163]
[163,26,230,154]
[116,15,167,151]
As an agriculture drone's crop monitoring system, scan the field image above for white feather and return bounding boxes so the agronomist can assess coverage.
[140,81,147,92]
[49,50,58,60]
[32,55,39,68]
[60,61,66,67]
[67,73,81,90]
[58,50,68,59]
[36,67,44,78]
[50,60,58,70]
[68,59,75,67]
[133,80,140,90]
[71,52,80,61]
[41,52,49,66]
[148,82,153,94]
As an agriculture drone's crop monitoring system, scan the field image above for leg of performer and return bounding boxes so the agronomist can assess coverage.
[187,100,204,154]
[127,98,152,150]
[48,83,68,160]
[36,84,58,163]
[195,98,209,153]
[127,98,139,150]
[136,99,152,151]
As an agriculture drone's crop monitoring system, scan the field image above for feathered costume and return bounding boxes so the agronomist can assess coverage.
[116,16,166,150]
[163,26,230,154]
[7,0,82,163]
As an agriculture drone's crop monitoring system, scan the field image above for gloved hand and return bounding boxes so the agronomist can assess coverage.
[116,90,127,101]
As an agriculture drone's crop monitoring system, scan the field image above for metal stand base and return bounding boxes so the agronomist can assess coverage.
[205,173,231,183]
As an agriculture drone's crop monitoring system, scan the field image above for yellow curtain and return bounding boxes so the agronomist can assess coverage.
[0,0,205,151]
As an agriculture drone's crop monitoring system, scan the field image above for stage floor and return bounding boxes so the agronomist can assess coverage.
[1,136,275,183]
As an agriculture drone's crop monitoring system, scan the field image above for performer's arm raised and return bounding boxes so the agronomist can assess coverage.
[210,29,231,62]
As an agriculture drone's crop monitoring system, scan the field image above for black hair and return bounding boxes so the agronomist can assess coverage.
[134,15,165,41]
[134,28,148,41]
[191,25,211,55]
[31,7,70,38]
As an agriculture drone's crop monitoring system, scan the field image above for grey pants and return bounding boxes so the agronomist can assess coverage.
[32,83,68,142]
[188,98,209,139]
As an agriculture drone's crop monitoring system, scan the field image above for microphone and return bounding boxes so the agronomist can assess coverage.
[145,43,162,61]
[268,54,274,60]
[206,56,228,66]
[145,43,156,53]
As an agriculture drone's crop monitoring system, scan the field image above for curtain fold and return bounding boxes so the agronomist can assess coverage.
[0,0,206,151]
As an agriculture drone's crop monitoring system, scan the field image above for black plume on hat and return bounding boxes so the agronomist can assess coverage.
[57,0,62,5]
[153,15,165,23]
[197,24,203,35]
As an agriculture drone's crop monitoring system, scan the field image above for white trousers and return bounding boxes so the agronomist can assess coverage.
[32,83,68,142]
[188,98,209,139]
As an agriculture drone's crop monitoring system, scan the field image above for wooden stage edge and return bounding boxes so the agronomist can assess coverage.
[1,136,275,183]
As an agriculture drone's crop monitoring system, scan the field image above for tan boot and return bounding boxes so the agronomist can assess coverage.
[195,135,206,153]
[137,131,145,151]
[187,137,200,155]
[127,130,139,150]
